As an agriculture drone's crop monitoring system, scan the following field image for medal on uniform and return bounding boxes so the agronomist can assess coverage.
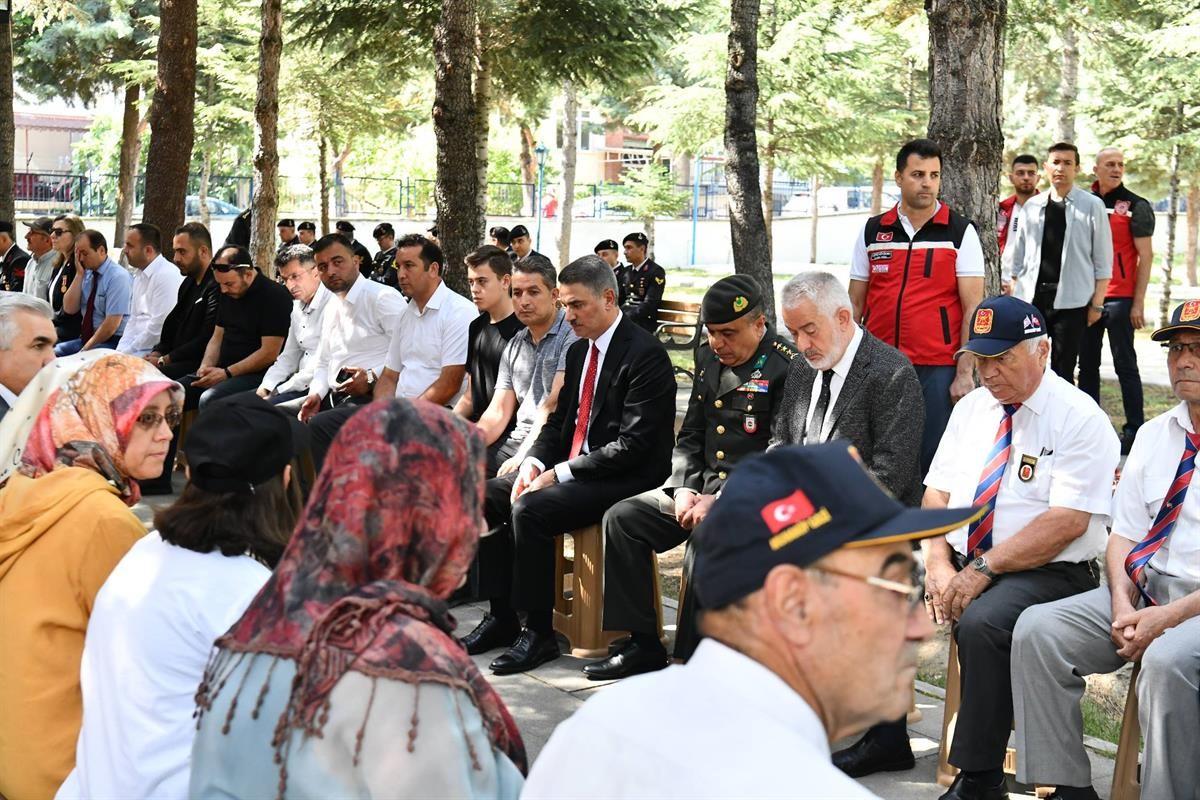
[1018,454,1037,482]
[743,414,757,434]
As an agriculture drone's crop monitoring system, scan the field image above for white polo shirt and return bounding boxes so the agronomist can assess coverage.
[1112,402,1200,583]
[309,276,407,399]
[260,283,332,395]
[926,368,1119,562]
[384,280,476,399]
[522,638,877,800]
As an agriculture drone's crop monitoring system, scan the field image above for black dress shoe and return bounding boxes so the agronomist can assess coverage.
[607,634,631,655]
[832,733,915,777]
[459,614,520,656]
[937,772,1008,800]
[489,628,560,675]
[582,640,669,680]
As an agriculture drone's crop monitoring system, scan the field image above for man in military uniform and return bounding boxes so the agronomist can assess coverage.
[335,220,373,277]
[620,231,666,332]
[594,238,627,305]
[369,222,399,290]
[510,224,554,272]
[587,275,797,680]
[276,219,300,256]
[297,221,317,247]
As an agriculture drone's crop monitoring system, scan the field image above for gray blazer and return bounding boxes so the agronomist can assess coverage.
[769,329,924,506]
[1012,187,1112,309]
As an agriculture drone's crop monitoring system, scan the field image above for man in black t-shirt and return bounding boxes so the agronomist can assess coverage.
[454,246,524,440]
[182,263,292,409]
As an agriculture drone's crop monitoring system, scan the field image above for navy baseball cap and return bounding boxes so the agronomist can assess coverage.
[957,295,1047,358]
[1151,300,1200,341]
[692,442,983,609]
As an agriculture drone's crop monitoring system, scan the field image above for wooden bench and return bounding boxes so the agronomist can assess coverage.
[1110,664,1141,800]
[654,299,703,382]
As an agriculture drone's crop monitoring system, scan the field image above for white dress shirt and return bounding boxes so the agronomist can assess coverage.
[116,255,184,357]
[384,280,476,399]
[1112,403,1200,583]
[926,368,1119,562]
[309,276,407,399]
[850,202,986,281]
[804,324,863,441]
[259,283,332,395]
[522,638,877,800]
[1000,199,1028,282]
[551,311,623,483]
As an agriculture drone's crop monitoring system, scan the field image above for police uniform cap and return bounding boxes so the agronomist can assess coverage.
[622,231,649,246]
[510,224,531,239]
[703,274,763,325]
[373,222,394,239]
[297,221,316,232]
[276,218,295,228]
[335,220,355,233]
[594,239,619,254]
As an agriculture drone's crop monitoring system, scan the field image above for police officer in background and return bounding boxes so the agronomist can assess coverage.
[276,219,300,256]
[620,231,666,332]
[593,239,626,306]
[335,220,374,277]
[369,223,399,290]
[591,275,797,679]
[297,221,317,247]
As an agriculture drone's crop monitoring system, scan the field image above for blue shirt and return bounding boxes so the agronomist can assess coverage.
[82,258,133,338]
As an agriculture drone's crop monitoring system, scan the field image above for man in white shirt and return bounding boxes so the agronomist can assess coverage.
[998,154,1040,288]
[922,295,1120,800]
[1011,301,1200,800]
[116,223,184,358]
[523,442,982,800]
[256,244,330,411]
[299,233,406,467]
[21,217,59,301]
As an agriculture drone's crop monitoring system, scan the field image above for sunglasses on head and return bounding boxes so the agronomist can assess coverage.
[213,262,254,273]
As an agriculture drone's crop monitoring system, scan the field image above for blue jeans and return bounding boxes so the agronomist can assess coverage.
[914,364,955,477]
[1077,297,1143,435]
[54,337,119,357]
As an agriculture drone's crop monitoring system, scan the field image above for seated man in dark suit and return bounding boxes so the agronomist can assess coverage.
[461,255,678,675]
[770,270,926,775]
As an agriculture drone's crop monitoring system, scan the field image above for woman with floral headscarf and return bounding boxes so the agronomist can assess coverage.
[190,399,527,800]
[0,352,181,800]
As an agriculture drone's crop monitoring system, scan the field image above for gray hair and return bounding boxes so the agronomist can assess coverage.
[0,294,53,350]
[1024,334,1048,353]
[559,254,618,298]
[780,271,853,317]
[275,243,315,270]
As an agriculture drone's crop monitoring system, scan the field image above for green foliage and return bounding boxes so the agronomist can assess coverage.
[604,161,689,223]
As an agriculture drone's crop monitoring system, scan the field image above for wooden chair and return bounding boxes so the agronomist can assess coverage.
[936,637,1019,787]
[552,524,664,657]
[653,299,703,381]
[1110,664,1142,800]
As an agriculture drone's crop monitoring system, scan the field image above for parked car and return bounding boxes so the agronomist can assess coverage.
[133,195,242,220]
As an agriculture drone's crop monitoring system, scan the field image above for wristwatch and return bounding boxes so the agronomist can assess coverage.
[365,368,377,390]
[1089,304,1104,313]
[970,555,996,580]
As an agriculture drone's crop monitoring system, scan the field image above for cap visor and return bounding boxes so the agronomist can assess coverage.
[842,504,985,549]
[1150,323,1200,342]
[957,338,1018,358]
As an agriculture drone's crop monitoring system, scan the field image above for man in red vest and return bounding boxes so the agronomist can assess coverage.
[998,154,1040,290]
[1077,147,1154,453]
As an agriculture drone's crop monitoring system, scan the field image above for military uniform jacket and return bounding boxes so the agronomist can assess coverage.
[276,236,300,256]
[621,258,666,332]
[1,244,31,292]
[517,250,555,273]
[369,246,399,289]
[669,332,798,495]
[614,263,630,307]
[352,240,373,278]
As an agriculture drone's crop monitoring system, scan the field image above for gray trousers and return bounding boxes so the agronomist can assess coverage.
[1012,569,1200,798]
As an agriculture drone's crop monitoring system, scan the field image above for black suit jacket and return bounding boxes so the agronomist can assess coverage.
[528,315,677,485]
[154,267,220,367]
[1,244,31,292]
[769,328,924,506]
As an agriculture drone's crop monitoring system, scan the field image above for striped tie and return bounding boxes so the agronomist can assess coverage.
[966,403,1021,556]
[1125,431,1200,606]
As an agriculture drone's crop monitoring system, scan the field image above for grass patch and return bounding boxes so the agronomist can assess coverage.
[1098,378,1176,430]
[1082,695,1124,744]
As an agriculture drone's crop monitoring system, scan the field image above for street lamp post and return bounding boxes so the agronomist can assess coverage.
[534,143,548,251]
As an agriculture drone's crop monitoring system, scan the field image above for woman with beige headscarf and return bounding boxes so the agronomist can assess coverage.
[0,352,181,800]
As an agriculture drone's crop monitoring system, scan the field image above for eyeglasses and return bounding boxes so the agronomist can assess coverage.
[811,565,924,613]
[51,229,68,236]
[213,262,253,273]
[135,407,184,430]
[1164,341,1200,358]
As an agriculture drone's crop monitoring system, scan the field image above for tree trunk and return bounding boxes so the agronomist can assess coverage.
[809,175,820,264]
[926,0,1006,298]
[520,123,536,217]
[724,0,776,327]
[432,0,479,296]
[318,134,330,234]
[762,127,775,261]
[0,8,15,222]
[1186,181,1198,288]
[1161,135,1181,328]
[558,79,578,269]
[645,214,656,258]
[142,0,198,236]
[474,24,491,229]
[871,156,884,214]
[332,140,353,217]
[250,0,283,277]
[198,146,212,228]
[114,82,142,254]
[1057,22,1078,143]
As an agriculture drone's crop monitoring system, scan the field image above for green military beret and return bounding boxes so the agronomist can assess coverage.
[703,274,763,325]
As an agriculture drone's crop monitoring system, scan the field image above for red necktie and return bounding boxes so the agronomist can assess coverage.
[570,344,600,458]
[80,271,100,342]
[966,403,1021,556]
[1125,431,1200,606]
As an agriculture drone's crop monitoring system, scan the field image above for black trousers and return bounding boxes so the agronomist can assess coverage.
[1032,289,1087,383]
[1077,297,1143,437]
[307,396,372,471]
[602,489,691,637]
[949,557,1098,771]
[478,471,652,613]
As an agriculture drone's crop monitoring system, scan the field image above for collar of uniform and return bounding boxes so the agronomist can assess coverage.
[634,258,649,270]
[830,324,864,380]
[415,279,451,316]
[0,242,13,261]
[592,310,623,355]
[686,639,829,753]
[1167,401,1197,435]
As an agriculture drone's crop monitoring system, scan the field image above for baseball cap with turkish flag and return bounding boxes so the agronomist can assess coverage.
[692,442,983,609]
